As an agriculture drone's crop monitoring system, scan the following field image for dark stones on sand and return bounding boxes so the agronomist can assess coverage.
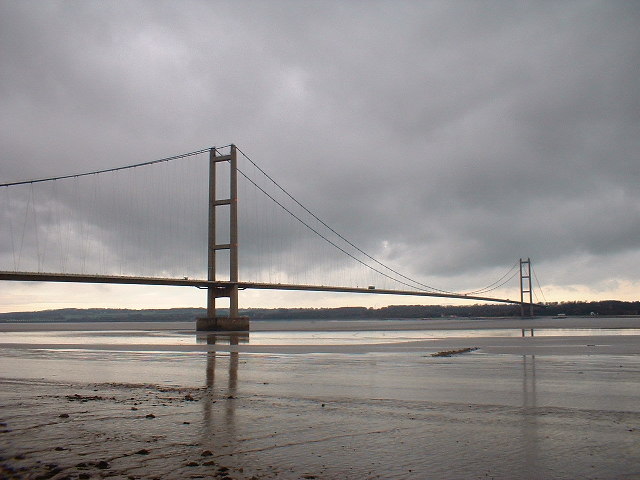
[184,394,195,401]
[145,413,155,419]
[59,413,69,418]
[215,466,231,479]
[186,461,199,467]
[32,463,61,480]
[135,449,150,455]
[96,460,110,469]
[430,347,478,357]
[66,394,106,402]
[201,450,213,457]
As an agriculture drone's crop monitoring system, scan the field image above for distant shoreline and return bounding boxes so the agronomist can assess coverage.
[0,300,639,322]
[2,314,640,324]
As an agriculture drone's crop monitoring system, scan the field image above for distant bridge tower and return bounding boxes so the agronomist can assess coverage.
[196,145,249,331]
[519,258,534,317]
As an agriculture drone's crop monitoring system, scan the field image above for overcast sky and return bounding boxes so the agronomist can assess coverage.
[1,1,639,312]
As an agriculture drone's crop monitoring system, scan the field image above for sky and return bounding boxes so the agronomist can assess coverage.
[1,1,639,313]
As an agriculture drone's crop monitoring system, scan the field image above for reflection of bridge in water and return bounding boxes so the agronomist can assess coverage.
[201,334,246,440]
[1,145,543,329]
[190,328,548,477]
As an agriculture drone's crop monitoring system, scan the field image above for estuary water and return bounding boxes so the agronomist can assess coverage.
[0,317,639,479]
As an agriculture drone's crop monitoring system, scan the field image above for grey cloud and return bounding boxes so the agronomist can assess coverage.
[1,0,639,303]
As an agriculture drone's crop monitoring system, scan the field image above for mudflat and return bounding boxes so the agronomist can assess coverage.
[1,317,639,479]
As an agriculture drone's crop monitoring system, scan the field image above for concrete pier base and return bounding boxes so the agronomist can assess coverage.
[196,316,250,332]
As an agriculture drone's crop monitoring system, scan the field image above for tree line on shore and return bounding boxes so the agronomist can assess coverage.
[1,300,638,322]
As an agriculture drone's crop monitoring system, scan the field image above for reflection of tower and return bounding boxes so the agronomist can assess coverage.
[206,336,216,390]
[227,336,239,425]
[229,335,239,394]
[202,334,246,441]
[522,355,538,472]
[522,355,536,407]
[521,328,534,337]
[203,336,217,432]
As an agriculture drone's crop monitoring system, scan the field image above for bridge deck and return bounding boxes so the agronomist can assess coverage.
[0,271,527,305]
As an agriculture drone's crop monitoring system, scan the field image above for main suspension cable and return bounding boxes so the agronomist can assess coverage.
[236,146,455,294]
[237,168,428,292]
[532,265,547,303]
[0,147,225,187]
[468,268,520,295]
[464,261,519,295]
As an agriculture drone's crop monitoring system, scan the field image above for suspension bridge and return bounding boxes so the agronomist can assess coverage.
[0,145,542,330]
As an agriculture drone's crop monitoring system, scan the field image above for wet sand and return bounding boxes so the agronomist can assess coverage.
[1,318,639,479]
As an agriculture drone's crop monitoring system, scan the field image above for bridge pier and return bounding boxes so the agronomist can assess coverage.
[196,145,250,332]
[196,316,250,331]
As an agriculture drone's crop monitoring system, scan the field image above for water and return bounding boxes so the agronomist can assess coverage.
[1,317,639,479]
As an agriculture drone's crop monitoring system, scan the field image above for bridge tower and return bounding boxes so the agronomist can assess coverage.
[196,145,249,331]
[519,258,534,317]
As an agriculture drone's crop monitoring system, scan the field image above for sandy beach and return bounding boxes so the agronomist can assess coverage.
[1,317,639,479]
